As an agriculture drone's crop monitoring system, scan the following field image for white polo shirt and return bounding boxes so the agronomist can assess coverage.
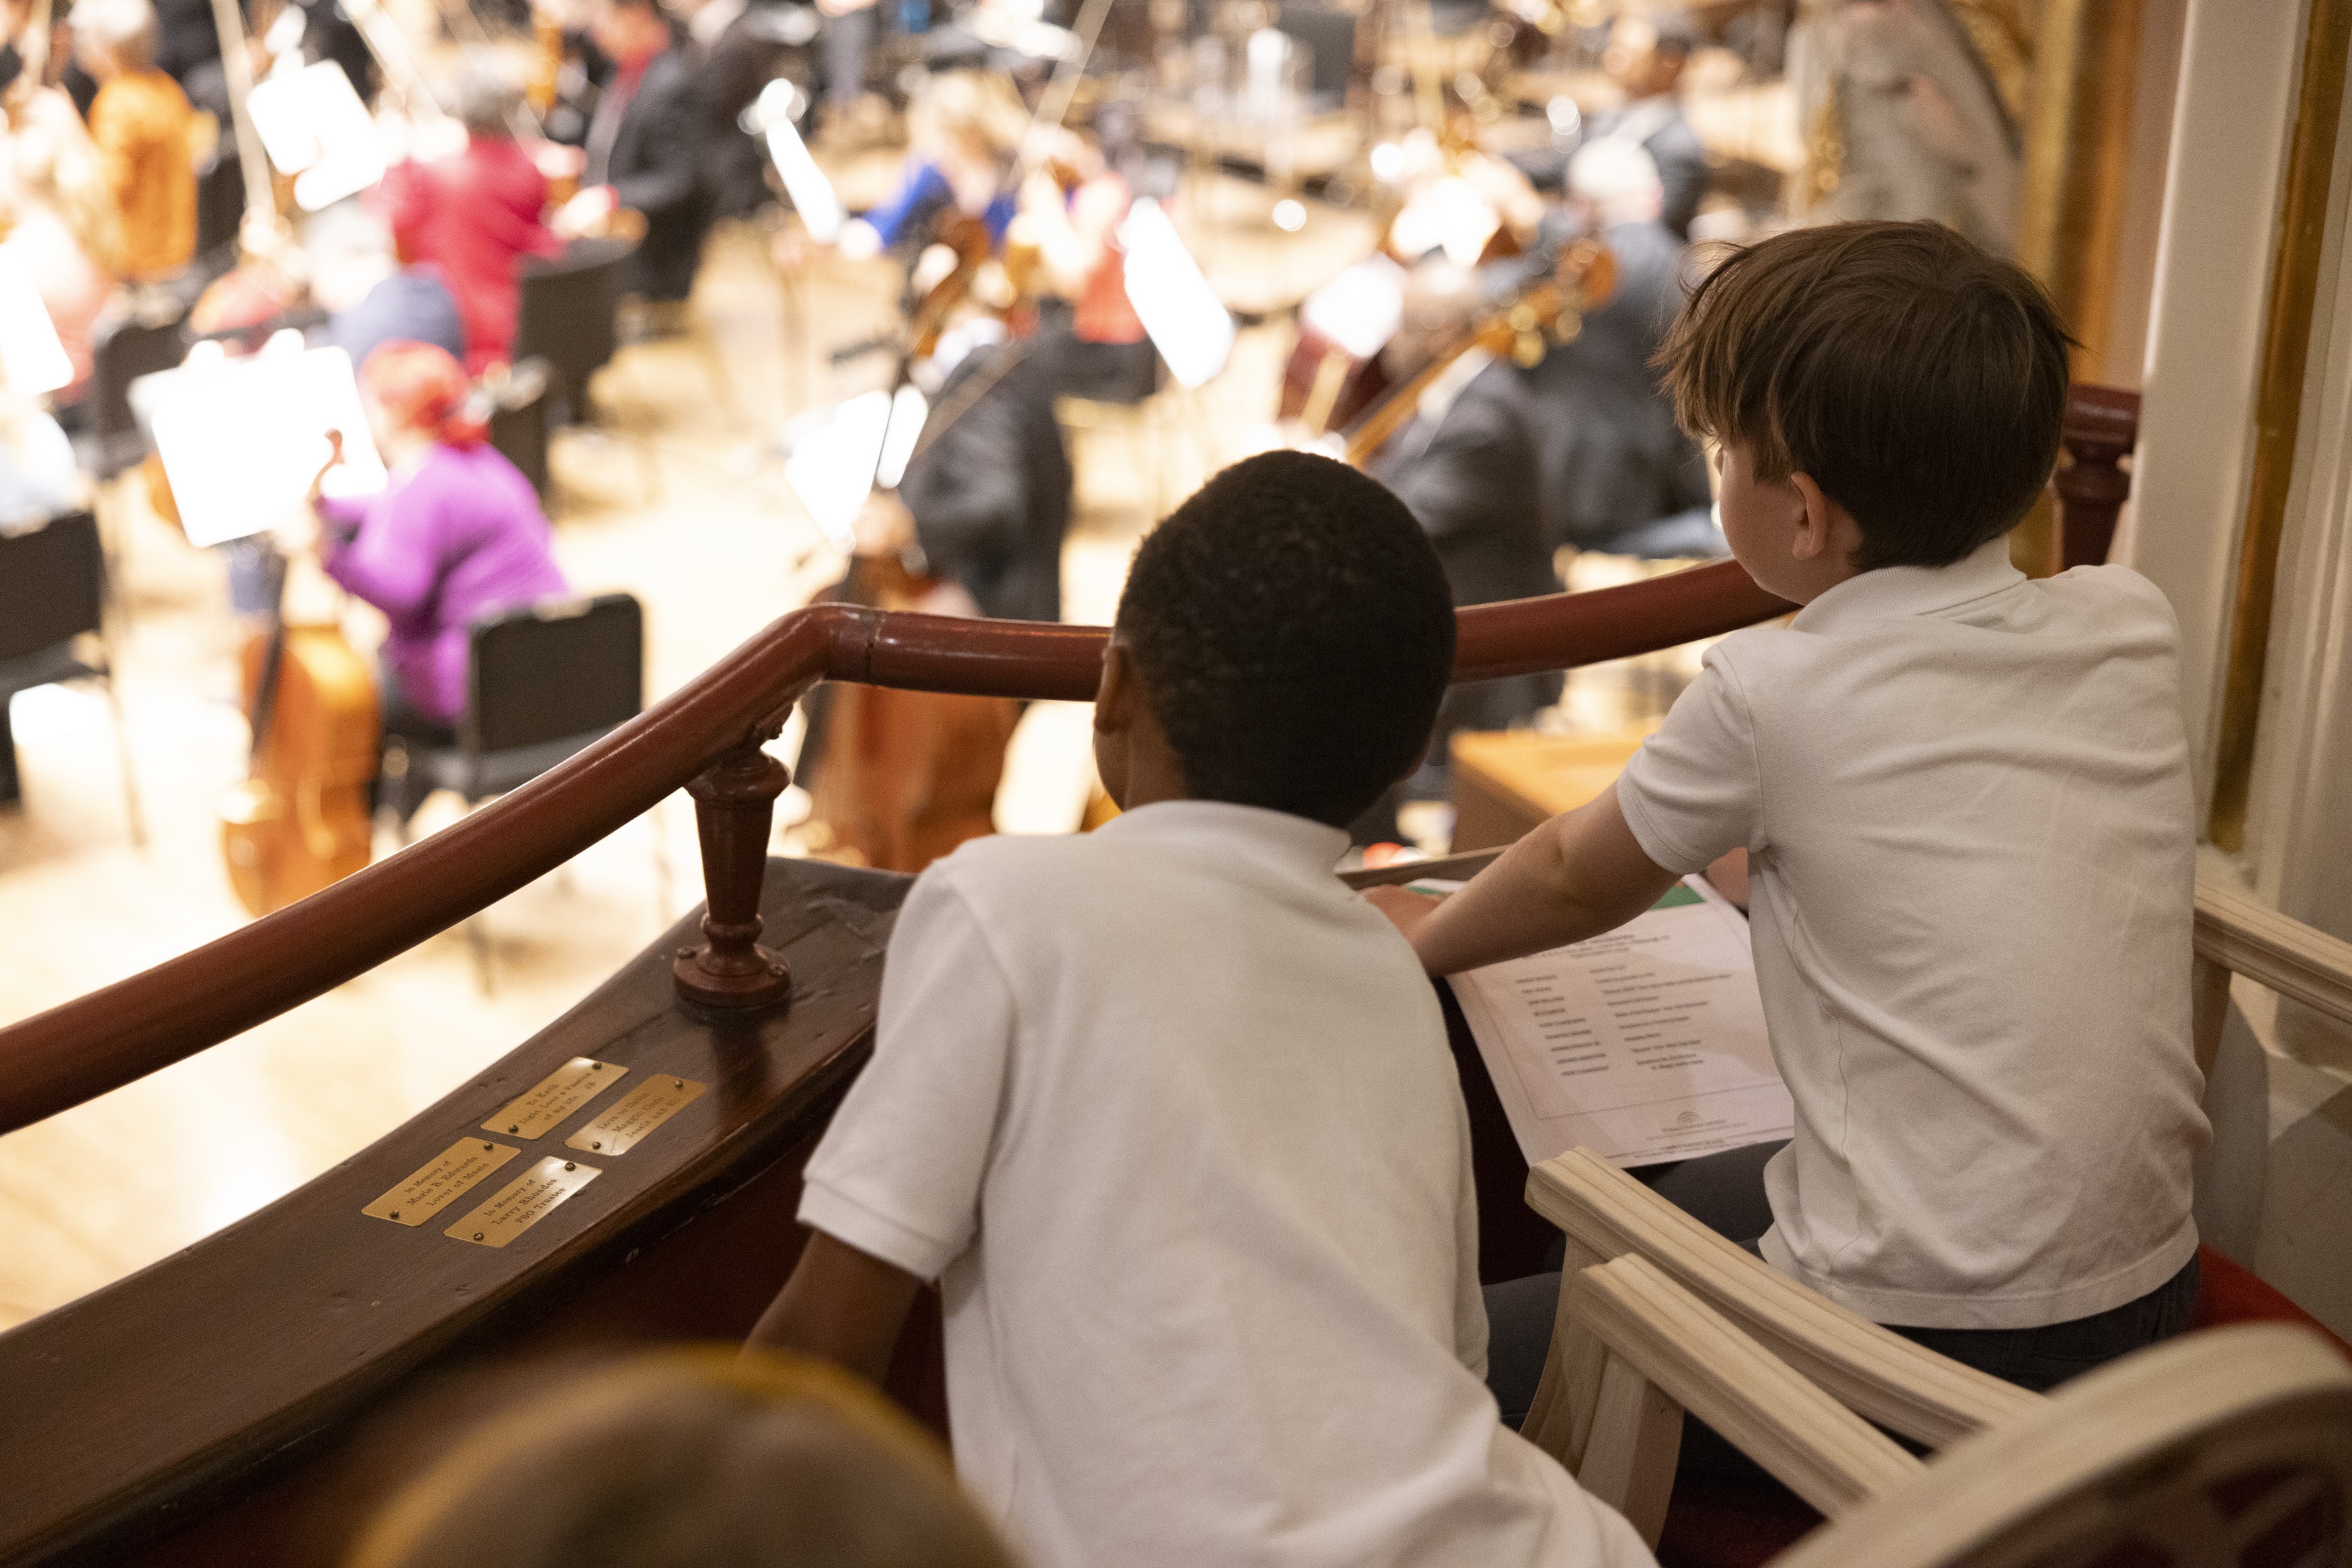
[1616,537,2208,1330]
[801,801,1650,1568]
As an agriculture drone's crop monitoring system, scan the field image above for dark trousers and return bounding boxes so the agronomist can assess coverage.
[1482,1139,2201,1429]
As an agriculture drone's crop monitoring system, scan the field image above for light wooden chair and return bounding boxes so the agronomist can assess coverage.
[1524,881,2352,1483]
[1562,1254,2352,1566]
[1521,877,2352,1559]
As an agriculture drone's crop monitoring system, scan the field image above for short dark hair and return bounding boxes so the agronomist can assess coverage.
[1656,220,2074,570]
[1114,452,1455,828]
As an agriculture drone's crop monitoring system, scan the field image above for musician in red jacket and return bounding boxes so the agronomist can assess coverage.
[379,54,562,374]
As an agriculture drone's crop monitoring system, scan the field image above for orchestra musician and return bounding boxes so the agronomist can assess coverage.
[294,341,568,822]
[69,0,196,283]
[380,52,562,374]
[308,199,468,372]
[1583,9,1706,242]
[1520,138,1718,560]
[1370,257,1565,803]
[829,70,1024,262]
[0,95,120,410]
[1008,115,1156,402]
[557,0,714,315]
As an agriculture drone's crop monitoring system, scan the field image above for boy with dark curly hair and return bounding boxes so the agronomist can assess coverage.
[752,451,1652,1568]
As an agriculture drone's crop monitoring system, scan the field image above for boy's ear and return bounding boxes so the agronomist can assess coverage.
[1094,640,1133,732]
[1787,472,1836,562]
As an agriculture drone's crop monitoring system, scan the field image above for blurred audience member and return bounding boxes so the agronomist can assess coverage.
[382,52,562,373]
[0,95,123,405]
[71,0,196,281]
[559,0,710,306]
[343,1348,1021,1568]
[1587,9,1706,241]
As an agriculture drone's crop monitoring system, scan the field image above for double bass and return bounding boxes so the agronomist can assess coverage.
[217,443,380,916]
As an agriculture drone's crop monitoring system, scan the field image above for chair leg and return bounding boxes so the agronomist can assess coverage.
[101,668,146,848]
[93,478,135,640]
[466,914,494,996]
[650,797,674,927]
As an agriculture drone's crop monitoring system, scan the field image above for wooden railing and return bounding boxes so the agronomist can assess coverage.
[0,560,1789,1135]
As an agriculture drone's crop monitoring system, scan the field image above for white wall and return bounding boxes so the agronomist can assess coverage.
[2126,0,2307,810]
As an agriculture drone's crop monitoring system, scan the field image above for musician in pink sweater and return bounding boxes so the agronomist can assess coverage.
[316,341,566,816]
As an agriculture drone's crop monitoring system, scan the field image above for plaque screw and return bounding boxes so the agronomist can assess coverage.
[482,1142,493,1151]
[591,1063,603,1071]
[591,1141,603,1149]
[474,1232,485,1241]
[390,1211,401,1219]
[564,1162,576,1170]
[508,1125,519,1133]
[673,1080,684,1089]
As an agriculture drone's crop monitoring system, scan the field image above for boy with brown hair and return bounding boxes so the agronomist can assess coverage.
[1379,220,2210,1391]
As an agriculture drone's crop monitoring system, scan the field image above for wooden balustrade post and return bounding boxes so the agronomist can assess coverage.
[2055,384,2142,570]
[673,733,794,1010]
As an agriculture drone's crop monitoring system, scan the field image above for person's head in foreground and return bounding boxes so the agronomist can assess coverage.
[344,1348,1022,1568]
[1096,450,1456,829]
[1655,218,2070,604]
[360,340,486,456]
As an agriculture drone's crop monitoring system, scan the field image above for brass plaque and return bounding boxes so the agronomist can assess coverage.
[364,1139,521,1227]
[480,1057,627,1140]
[564,1075,708,1156]
[445,1156,601,1248]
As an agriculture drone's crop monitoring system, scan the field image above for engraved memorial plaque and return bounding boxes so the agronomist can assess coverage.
[445,1156,601,1248]
[564,1076,708,1156]
[364,1139,521,1226]
[480,1057,627,1140]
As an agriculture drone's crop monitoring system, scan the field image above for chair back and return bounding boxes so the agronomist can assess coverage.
[1775,1323,2352,1568]
[89,316,190,446]
[0,512,104,662]
[514,239,634,423]
[487,357,554,500]
[463,593,643,760]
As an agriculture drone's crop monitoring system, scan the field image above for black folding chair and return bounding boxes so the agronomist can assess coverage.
[485,357,554,506]
[0,511,144,842]
[73,312,190,482]
[513,238,635,427]
[390,593,655,988]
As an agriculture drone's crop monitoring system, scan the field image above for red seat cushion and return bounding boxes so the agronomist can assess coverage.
[2187,1243,2352,1356]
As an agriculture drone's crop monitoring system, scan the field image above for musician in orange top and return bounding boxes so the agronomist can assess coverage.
[70,0,196,281]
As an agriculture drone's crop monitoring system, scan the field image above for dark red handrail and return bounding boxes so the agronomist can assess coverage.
[0,560,1786,1135]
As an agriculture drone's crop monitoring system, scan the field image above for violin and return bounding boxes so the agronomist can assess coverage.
[218,437,380,916]
[1343,235,1616,467]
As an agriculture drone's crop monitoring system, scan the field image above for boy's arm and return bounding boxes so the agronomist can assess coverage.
[1372,781,1679,975]
[746,1229,925,1385]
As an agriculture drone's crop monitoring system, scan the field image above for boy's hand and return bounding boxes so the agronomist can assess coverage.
[1366,884,1444,941]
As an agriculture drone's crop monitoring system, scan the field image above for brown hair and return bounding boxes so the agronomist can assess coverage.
[344,1348,1021,1568]
[1656,220,2073,570]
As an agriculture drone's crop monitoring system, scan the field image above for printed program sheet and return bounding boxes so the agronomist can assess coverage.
[1437,877,1792,1168]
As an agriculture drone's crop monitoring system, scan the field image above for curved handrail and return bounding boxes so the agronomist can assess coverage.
[0,559,1786,1135]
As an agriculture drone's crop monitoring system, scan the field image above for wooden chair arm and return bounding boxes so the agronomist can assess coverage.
[1527,1149,2044,1450]
[1770,1323,2352,1568]
[1569,1255,1923,1537]
[2195,878,2352,1029]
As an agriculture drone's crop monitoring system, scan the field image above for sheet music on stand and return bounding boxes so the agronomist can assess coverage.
[245,59,384,212]
[132,337,388,549]
[1426,875,1793,1170]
